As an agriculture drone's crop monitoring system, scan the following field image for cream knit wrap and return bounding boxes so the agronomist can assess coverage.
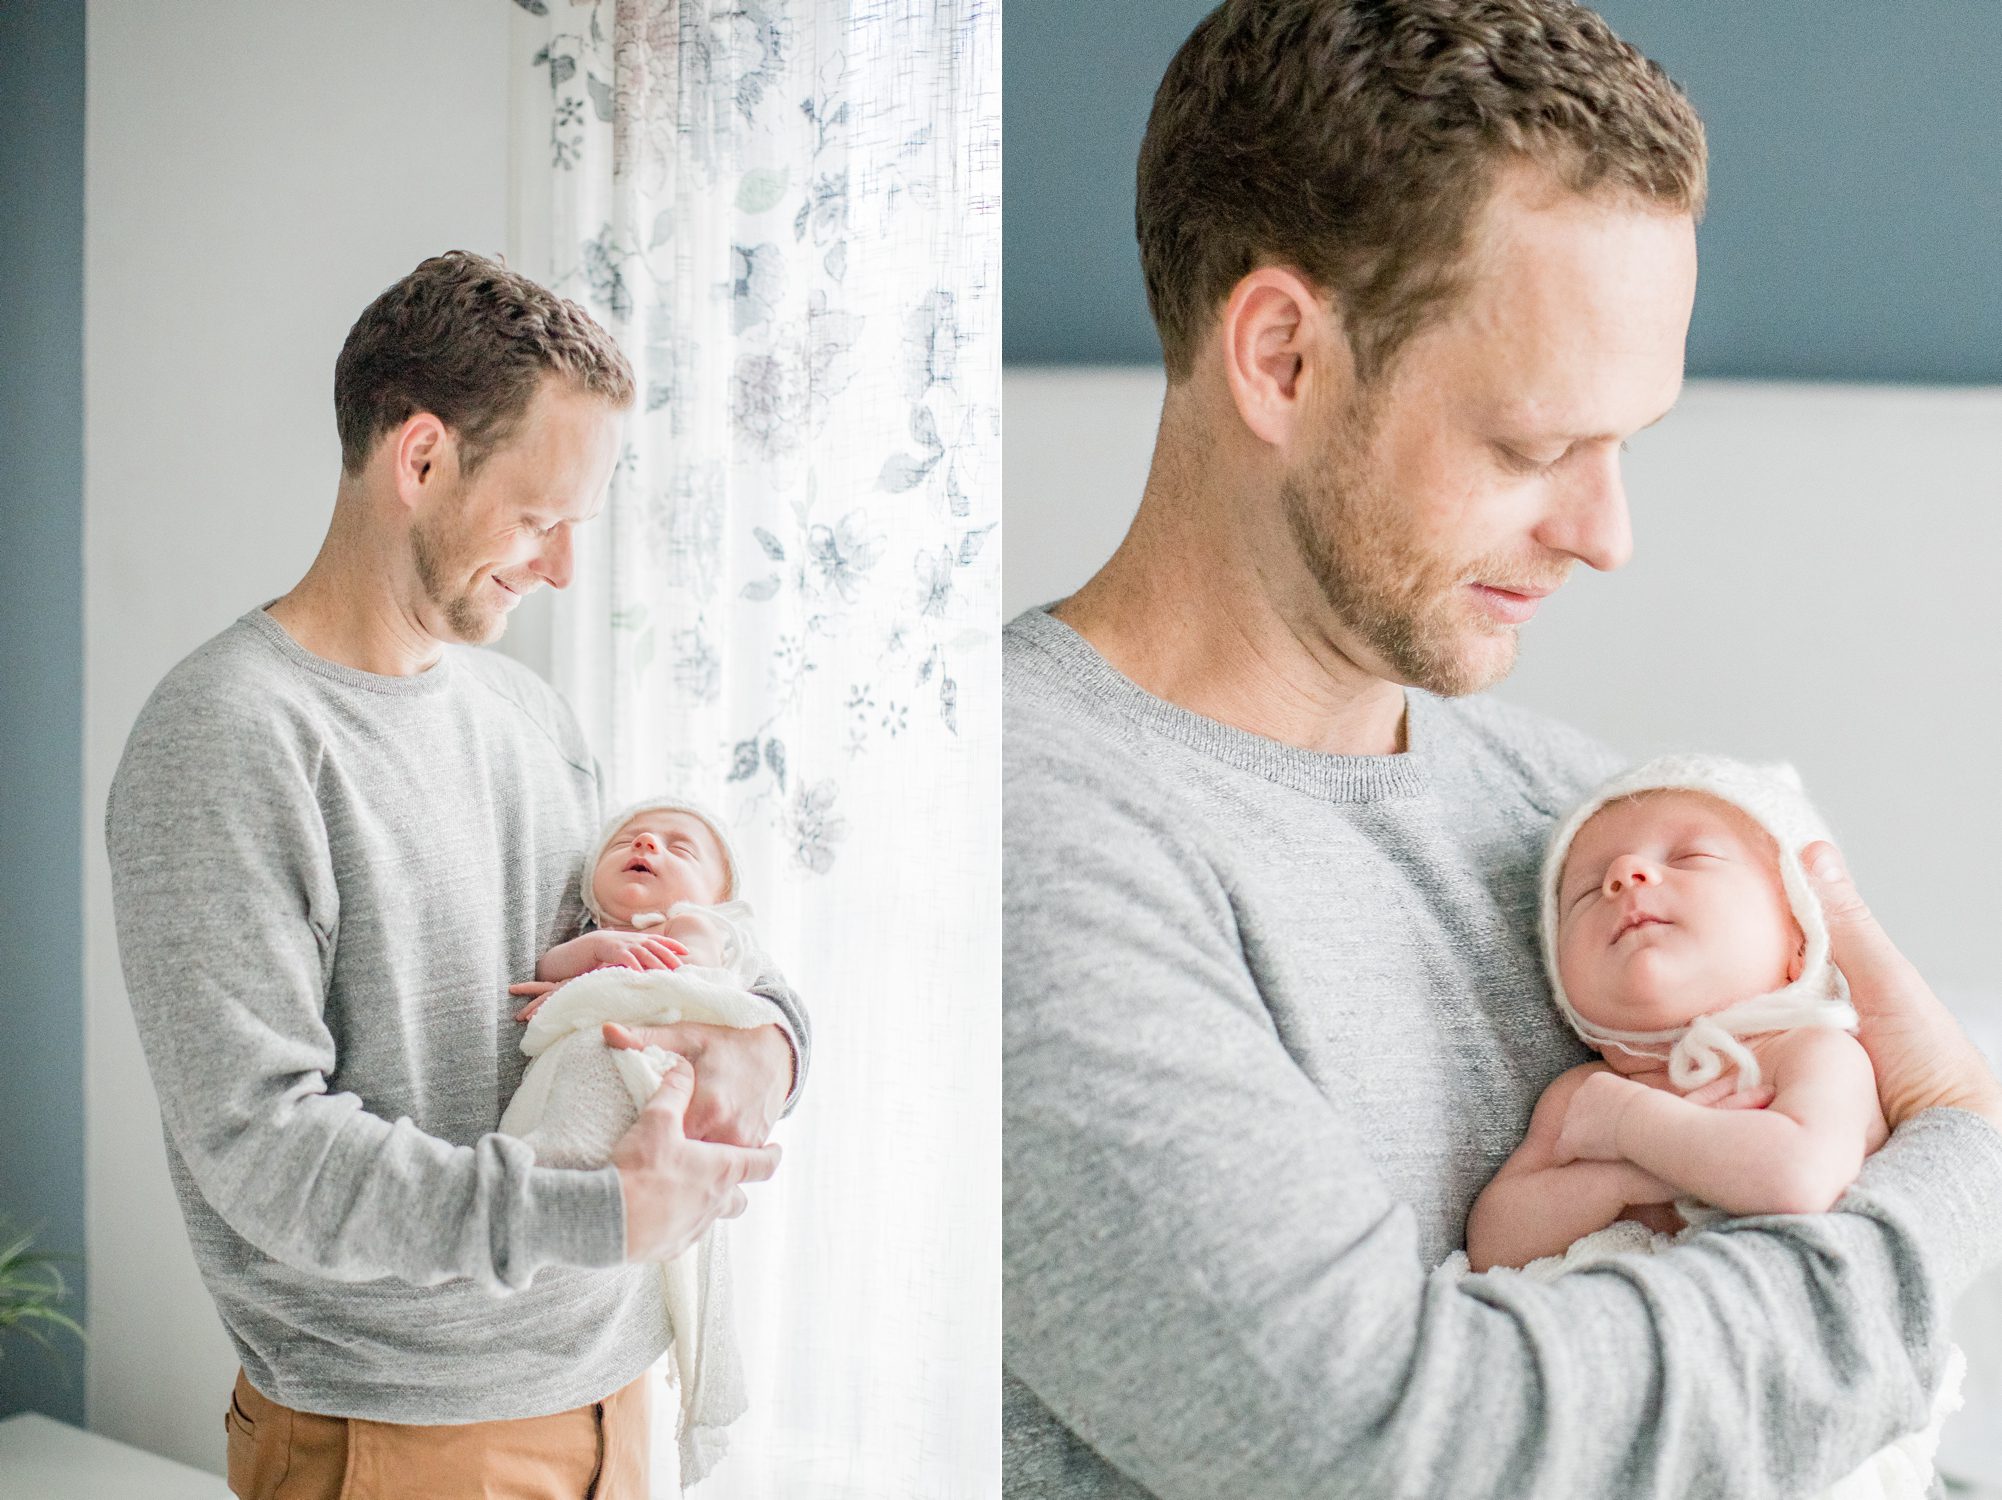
[1538,754,1858,1094]
[500,794,772,1486]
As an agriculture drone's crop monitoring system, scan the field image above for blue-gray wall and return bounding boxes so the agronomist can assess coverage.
[0,0,87,1423]
[1005,1,2002,383]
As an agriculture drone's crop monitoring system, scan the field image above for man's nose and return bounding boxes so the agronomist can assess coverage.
[1603,856,1657,896]
[1536,447,1633,574]
[529,525,575,591]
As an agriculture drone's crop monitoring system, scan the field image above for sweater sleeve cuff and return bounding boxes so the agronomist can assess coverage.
[522,1162,627,1272]
[1844,1105,2002,1300]
[773,1014,804,1117]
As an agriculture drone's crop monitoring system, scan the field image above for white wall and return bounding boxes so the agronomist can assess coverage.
[85,0,513,1469]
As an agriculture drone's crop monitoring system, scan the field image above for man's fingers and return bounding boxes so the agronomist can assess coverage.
[605,1020,648,1051]
[637,1051,695,1125]
[724,1140,783,1185]
[1800,840,1919,1001]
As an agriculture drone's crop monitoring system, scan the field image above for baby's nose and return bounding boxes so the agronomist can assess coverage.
[633,832,662,854]
[1604,856,1655,894]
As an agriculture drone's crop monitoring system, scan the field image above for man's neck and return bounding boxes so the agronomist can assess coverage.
[265,505,444,678]
[1054,480,1408,758]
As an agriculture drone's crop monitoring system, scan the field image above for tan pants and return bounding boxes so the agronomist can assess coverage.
[223,1366,651,1499]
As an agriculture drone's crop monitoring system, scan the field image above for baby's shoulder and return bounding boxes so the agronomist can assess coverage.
[1525,1059,1615,1130]
[1763,1023,1873,1079]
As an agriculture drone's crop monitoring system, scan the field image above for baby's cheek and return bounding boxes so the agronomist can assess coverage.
[1554,926,1589,992]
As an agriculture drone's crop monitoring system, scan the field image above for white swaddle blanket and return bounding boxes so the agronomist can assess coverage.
[1442,1221,1966,1500]
[497,906,783,1487]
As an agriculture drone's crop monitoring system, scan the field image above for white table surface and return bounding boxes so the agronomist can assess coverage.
[0,1412,228,1499]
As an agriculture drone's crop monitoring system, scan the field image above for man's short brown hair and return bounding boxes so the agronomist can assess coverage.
[1137,0,1707,384]
[334,250,635,477]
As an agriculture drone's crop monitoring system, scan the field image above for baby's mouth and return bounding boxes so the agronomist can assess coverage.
[624,856,657,876]
[1613,912,1669,944]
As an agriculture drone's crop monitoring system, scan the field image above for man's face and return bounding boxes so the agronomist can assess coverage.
[1281,165,1698,697]
[409,377,625,646]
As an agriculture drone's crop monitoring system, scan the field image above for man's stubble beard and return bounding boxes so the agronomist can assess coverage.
[410,493,503,645]
[1279,392,1519,700]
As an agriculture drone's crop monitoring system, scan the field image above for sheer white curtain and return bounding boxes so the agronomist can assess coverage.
[507,2,999,1494]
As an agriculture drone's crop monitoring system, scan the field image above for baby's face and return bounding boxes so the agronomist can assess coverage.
[1554,790,1803,1035]
[590,809,730,926]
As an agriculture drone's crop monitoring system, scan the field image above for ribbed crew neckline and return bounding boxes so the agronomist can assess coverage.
[242,601,457,698]
[1012,606,1434,803]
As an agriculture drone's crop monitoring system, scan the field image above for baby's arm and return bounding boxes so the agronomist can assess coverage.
[509,929,691,1017]
[534,928,686,983]
[1556,1028,1885,1216]
[1465,1063,1681,1272]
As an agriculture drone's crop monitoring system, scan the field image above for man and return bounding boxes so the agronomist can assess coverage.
[1003,4,2002,1496]
[107,251,807,1495]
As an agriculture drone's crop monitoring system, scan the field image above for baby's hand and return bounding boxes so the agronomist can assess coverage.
[1554,1070,1648,1164]
[582,929,688,973]
[510,980,559,1022]
[539,929,688,982]
[1682,1076,1776,1111]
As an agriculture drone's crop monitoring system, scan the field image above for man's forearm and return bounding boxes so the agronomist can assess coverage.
[171,1088,629,1292]
[1016,1084,2002,1500]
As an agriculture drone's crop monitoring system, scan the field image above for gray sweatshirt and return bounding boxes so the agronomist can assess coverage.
[106,604,809,1423]
[1003,606,2002,1499]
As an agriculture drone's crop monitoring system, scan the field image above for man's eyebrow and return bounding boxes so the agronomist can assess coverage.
[1560,408,1676,445]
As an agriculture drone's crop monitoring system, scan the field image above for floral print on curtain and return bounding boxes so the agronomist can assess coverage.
[510,1,1000,1495]
[516,0,998,875]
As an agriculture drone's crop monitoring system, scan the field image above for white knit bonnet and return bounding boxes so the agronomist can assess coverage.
[581,796,740,930]
[1538,754,1857,1094]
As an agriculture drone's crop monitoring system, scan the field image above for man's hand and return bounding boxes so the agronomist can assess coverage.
[1804,840,2002,1132]
[538,929,688,983]
[610,1052,782,1262]
[603,1020,793,1147]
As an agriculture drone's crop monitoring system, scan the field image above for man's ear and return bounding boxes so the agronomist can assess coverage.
[389,411,452,513]
[1215,266,1351,451]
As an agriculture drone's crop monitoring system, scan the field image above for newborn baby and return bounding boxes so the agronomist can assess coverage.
[1459,755,1958,1500]
[497,796,784,1487]
[1468,754,1884,1268]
